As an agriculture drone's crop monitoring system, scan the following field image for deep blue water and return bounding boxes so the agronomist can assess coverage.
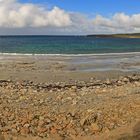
[0,36,140,54]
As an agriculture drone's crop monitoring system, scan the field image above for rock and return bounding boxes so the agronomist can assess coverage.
[20,127,30,135]
[72,100,77,105]
[90,78,94,82]
[71,86,77,90]
[67,107,77,118]
[37,127,48,134]
[38,132,47,137]
[38,120,44,127]
[90,123,101,133]
[105,79,111,85]
[11,128,18,134]
[117,80,123,86]
[80,117,87,126]
[39,116,44,121]
[66,97,72,101]
[46,118,51,124]
[122,77,130,83]
[8,114,15,121]
[134,81,140,86]
[80,115,95,126]
[39,99,44,104]
[81,113,98,126]
[50,127,57,134]
[84,128,89,132]
[107,122,115,130]
[67,128,77,136]
[103,127,110,133]
[23,123,30,128]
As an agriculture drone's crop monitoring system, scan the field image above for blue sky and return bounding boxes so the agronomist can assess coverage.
[0,0,140,35]
[20,0,140,16]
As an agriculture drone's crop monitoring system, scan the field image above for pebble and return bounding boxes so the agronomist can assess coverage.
[90,123,100,133]
[0,75,139,139]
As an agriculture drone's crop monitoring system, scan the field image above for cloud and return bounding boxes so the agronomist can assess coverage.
[0,0,72,28]
[93,13,140,33]
[0,0,140,34]
[43,12,140,34]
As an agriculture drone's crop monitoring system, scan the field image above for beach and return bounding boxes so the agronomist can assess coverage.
[0,0,140,139]
[0,54,140,140]
[0,53,140,82]
[0,0,140,138]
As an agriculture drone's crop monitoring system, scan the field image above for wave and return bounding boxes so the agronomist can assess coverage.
[0,52,140,57]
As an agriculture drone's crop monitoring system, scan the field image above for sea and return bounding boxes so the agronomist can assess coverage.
[0,36,140,55]
[0,35,140,72]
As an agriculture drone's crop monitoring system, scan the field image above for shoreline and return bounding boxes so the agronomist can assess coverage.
[0,51,140,56]
[0,53,139,139]
[0,53,139,83]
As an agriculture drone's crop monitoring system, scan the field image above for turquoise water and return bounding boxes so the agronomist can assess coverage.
[0,36,140,54]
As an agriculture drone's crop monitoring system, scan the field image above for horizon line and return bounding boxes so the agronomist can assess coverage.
[0,32,140,37]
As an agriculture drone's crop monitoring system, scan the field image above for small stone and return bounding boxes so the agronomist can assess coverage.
[134,81,140,86]
[8,114,15,121]
[46,118,51,124]
[72,100,77,105]
[24,123,30,128]
[68,107,76,117]
[108,122,115,130]
[71,86,77,90]
[84,128,89,132]
[11,128,18,134]
[122,77,129,83]
[50,127,57,134]
[20,127,30,135]
[105,79,111,85]
[39,99,44,104]
[90,123,100,133]
[39,116,44,120]
[80,116,88,126]
[117,80,123,86]
[38,132,47,137]
[103,127,110,133]
[37,127,47,134]
[66,97,72,101]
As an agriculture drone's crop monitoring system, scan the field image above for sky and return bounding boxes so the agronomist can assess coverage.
[0,0,140,35]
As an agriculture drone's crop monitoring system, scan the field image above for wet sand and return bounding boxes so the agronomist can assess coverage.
[0,53,140,82]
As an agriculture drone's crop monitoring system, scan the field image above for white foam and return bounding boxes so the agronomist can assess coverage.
[0,52,140,57]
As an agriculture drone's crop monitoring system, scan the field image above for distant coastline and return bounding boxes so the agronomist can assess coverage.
[87,33,140,38]
[0,33,140,38]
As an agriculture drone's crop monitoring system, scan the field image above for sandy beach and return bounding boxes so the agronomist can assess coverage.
[1,0,140,139]
[0,54,140,140]
[1,0,140,138]
[0,53,140,82]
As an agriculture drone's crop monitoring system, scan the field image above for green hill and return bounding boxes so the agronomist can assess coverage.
[87,33,140,38]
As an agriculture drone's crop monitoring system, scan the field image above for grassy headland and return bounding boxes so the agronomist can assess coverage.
[87,33,140,38]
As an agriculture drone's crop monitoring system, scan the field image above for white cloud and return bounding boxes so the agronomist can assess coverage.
[93,13,140,33]
[0,0,140,34]
[45,12,140,34]
[0,0,72,28]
